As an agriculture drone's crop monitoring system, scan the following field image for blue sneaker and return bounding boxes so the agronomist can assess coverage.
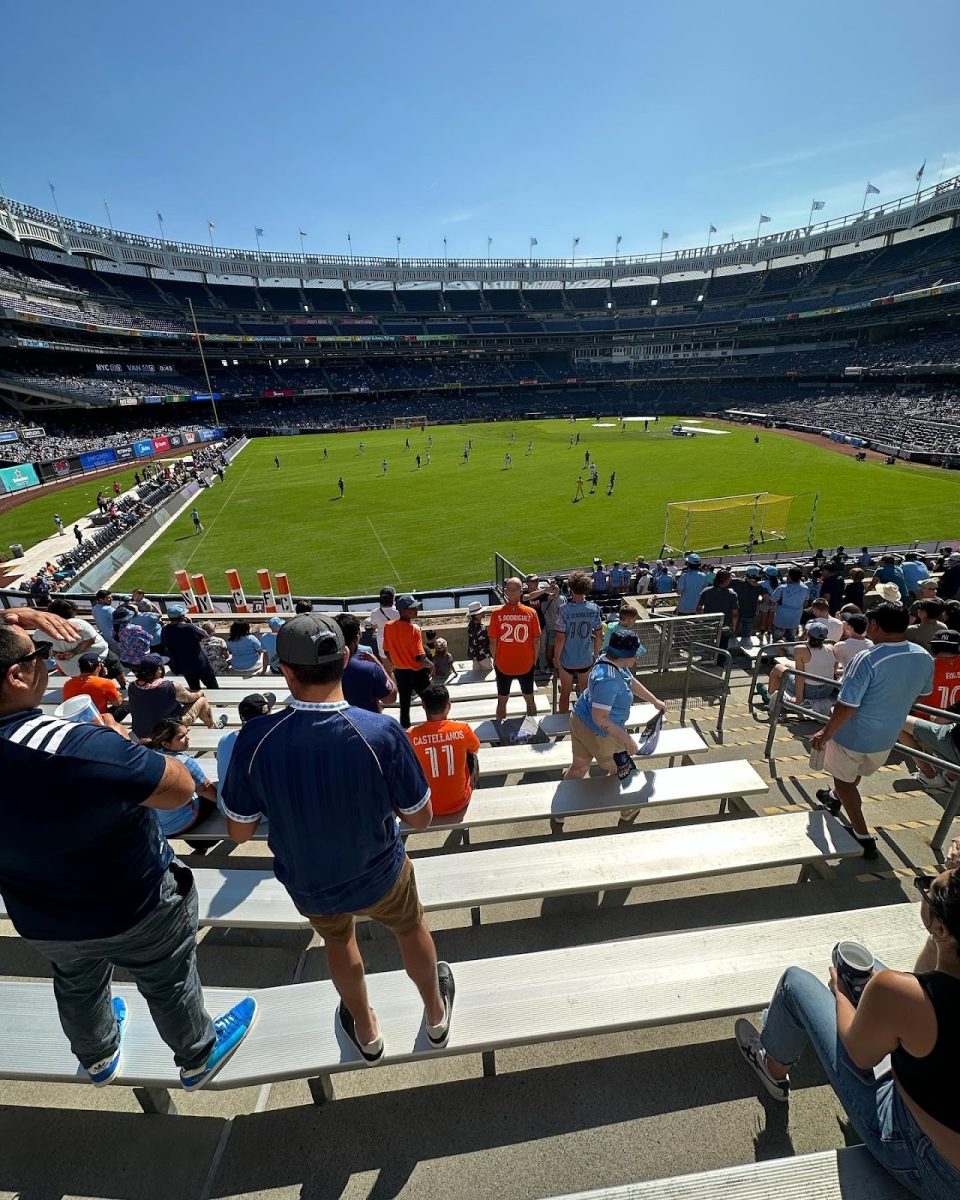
[87,996,127,1087]
[180,997,258,1091]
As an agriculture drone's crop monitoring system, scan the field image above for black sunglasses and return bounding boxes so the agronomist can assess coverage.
[0,642,52,675]
[913,873,947,919]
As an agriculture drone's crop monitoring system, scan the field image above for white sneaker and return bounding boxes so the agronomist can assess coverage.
[734,1018,789,1102]
[910,769,951,792]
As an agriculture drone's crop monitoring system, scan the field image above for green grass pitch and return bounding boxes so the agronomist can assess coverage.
[5,418,960,595]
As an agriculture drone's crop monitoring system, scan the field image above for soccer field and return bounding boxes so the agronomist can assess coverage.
[99,418,960,596]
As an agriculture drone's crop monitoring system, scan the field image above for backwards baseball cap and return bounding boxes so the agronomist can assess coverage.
[396,593,419,611]
[606,630,644,659]
[806,620,830,640]
[167,602,187,618]
[745,566,761,578]
[135,652,169,674]
[930,630,960,654]
[276,613,345,666]
[268,616,284,630]
[685,553,701,566]
[77,652,105,672]
[238,691,277,722]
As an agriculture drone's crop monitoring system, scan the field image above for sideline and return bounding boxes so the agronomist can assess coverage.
[103,441,249,590]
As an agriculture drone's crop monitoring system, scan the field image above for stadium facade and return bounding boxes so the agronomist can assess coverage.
[1,175,959,470]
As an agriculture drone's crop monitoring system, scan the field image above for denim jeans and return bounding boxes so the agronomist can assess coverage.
[760,966,960,1200]
[735,617,755,638]
[28,863,216,1072]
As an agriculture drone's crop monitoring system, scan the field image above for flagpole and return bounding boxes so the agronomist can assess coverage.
[861,185,869,215]
[347,232,352,261]
[208,222,215,252]
[487,236,492,262]
[103,199,114,233]
[706,226,712,252]
[808,201,814,231]
[915,161,926,204]
[396,234,401,263]
[157,212,165,242]
[255,227,262,255]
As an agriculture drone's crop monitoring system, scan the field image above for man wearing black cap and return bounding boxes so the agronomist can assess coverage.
[222,614,454,1065]
[215,692,276,808]
[62,652,129,728]
[127,654,226,740]
[382,595,434,728]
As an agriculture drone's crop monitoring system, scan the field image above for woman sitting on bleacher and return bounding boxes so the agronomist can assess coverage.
[758,620,837,714]
[225,620,267,677]
[141,718,218,841]
[736,857,960,1200]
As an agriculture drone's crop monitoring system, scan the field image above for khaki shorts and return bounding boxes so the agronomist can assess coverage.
[569,712,618,773]
[304,856,424,942]
[824,739,888,783]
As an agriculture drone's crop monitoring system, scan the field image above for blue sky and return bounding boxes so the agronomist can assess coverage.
[3,0,959,261]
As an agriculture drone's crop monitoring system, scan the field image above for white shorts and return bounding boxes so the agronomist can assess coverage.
[824,739,889,783]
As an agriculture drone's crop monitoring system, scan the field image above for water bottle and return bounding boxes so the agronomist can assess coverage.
[809,744,826,771]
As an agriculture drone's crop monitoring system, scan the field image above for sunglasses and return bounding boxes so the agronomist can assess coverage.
[913,873,947,920]
[0,642,52,675]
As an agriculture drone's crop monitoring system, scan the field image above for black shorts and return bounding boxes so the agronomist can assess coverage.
[495,666,536,696]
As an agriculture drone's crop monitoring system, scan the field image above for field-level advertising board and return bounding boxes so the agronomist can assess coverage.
[661,491,819,557]
[392,415,428,428]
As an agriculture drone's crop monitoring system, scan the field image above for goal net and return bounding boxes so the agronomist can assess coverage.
[662,492,797,557]
[392,415,428,428]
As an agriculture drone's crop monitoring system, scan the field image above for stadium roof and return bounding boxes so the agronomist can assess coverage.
[2,175,959,286]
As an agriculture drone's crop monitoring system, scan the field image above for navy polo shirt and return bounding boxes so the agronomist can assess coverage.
[0,710,168,941]
[221,700,429,914]
[342,652,394,712]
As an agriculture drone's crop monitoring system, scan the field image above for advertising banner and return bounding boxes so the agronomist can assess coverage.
[54,459,72,476]
[79,448,119,471]
[0,463,39,492]
[115,445,135,462]
[152,436,171,453]
[168,433,183,448]
[21,427,46,439]
[0,430,20,444]
[191,393,221,402]
[182,430,198,444]
[133,439,154,458]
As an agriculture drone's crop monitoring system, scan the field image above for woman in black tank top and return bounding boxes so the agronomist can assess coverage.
[734,863,960,1200]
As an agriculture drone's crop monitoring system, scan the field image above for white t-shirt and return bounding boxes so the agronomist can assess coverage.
[368,605,400,655]
[832,636,874,671]
[807,615,844,643]
[40,619,109,677]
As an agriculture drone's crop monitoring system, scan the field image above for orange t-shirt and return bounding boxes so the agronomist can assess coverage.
[382,619,425,671]
[917,654,960,709]
[408,719,481,815]
[62,673,121,714]
[489,602,541,674]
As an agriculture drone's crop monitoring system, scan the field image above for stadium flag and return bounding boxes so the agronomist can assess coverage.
[255,226,264,237]
[916,160,926,183]
[759,214,771,223]
[208,221,216,230]
[300,229,308,238]
[866,182,880,195]
[811,199,825,211]
[156,212,165,240]
[709,224,717,233]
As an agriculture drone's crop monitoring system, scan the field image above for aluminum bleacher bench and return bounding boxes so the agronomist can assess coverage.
[543,1147,913,1200]
[185,758,768,843]
[478,727,707,776]
[0,901,918,1113]
[0,810,860,936]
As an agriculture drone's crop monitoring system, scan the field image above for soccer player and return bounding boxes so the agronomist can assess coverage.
[359,441,365,454]
[381,458,388,475]
[608,471,616,496]
[575,432,580,444]
[574,476,585,502]
[504,452,512,469]
[590,465,599,493]
[338,475,345,497]
[323,447,328,459]
[274,456,280,470]
[526,440,533,455]
[584,450,590,467]
[569,434,575,448]
[191,507,203,535]
[490,577,541,723]
[428,435,433,448]
[416,454,421,470]
[408,684,481,818]
[461,446,469,463]
[425,449,431,465]
[405,437,410,451]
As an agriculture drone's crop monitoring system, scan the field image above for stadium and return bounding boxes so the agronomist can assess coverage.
[3,10,960,1198]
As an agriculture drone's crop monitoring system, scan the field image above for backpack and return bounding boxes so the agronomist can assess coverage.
[119,622,152,665]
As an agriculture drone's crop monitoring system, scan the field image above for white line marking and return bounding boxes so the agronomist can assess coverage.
[366,516,402,581]
[180,456,256,574]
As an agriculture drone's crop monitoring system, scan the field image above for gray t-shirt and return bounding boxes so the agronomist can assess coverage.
[697,585,739,624]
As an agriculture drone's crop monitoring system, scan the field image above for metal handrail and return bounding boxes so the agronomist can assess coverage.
[763,666,960,853]
[747,639,805,707]
[681,641,734,735]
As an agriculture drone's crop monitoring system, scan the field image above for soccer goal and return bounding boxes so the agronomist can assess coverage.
[661,492,816,557]
[392,415,428,428]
